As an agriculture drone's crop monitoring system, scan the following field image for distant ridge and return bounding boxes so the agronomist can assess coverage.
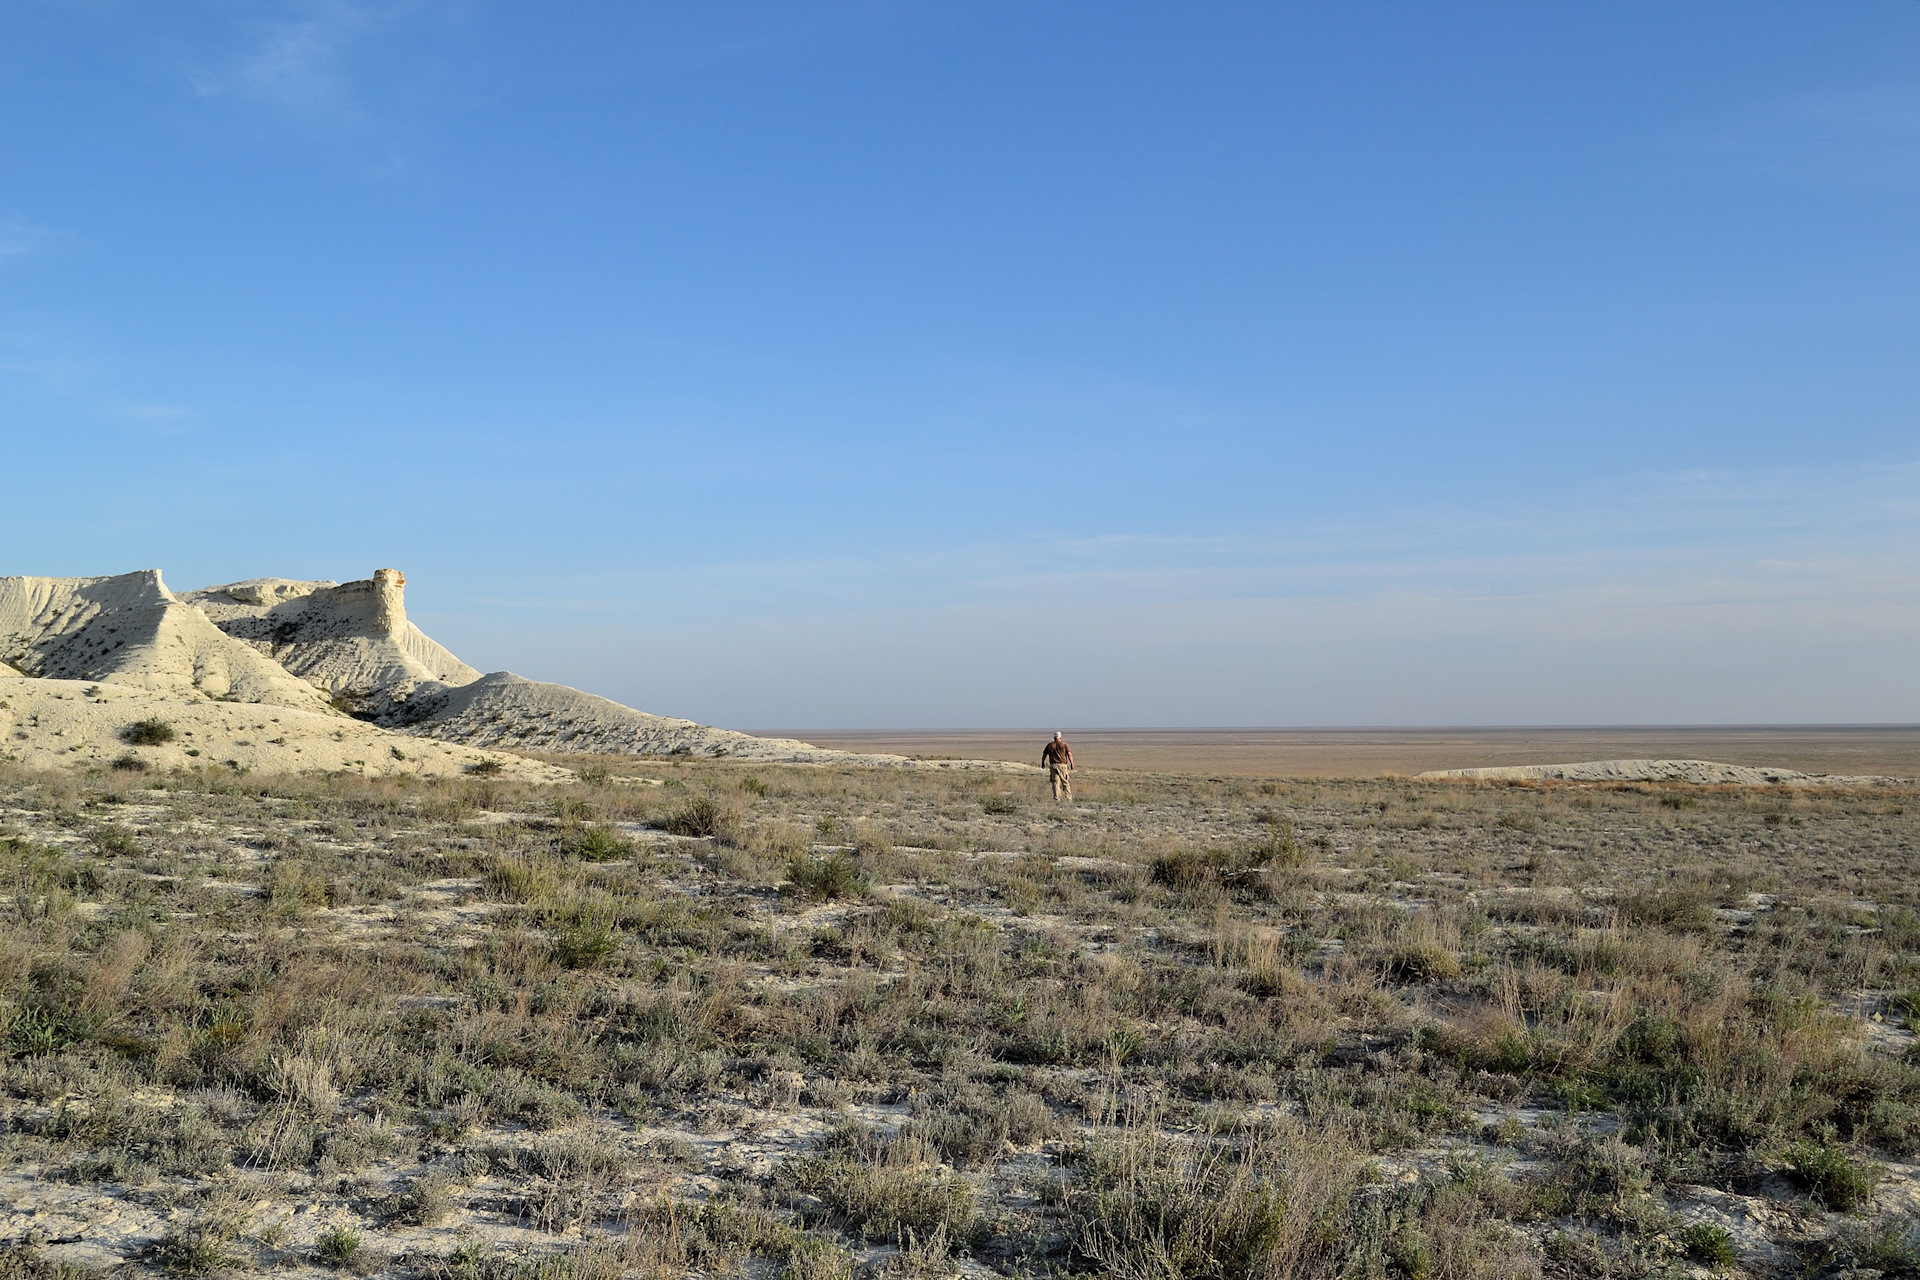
[1414,759,1911,787]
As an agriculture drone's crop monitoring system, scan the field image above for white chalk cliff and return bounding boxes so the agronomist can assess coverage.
[0,571,335,712]
[182,569,480,718]
[1,566,1011,775]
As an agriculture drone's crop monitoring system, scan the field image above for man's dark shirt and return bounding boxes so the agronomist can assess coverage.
[1042,739,1073,766]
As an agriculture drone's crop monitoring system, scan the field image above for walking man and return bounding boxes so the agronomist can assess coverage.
[1041,731,1074,801]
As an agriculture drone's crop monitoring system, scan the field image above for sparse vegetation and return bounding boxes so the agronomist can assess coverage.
[0,757,1915,1278]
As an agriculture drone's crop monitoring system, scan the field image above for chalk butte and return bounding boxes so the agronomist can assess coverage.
[0,571,335,712]
[7,565,1030,772]
[0,679,565,781]
[183,569,479,718]
[190,569,1025,769]
[1414,759,1911,787]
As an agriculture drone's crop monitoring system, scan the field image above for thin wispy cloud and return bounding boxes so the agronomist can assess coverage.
[1708,82,1920,187]
[444,460,1920,633]
[0,222,46,260]
[115,403,201,436]
[189,2,366,123]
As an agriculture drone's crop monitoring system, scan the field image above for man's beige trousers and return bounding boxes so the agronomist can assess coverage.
[1049,762,1072,800]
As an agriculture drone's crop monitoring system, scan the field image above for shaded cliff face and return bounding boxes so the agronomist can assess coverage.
[0,570,335,711]
[183,570,480,718]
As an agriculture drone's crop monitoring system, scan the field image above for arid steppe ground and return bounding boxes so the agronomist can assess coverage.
[3,750,1918,1279]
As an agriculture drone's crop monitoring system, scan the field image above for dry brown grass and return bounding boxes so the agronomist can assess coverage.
[0,757,1916,1277]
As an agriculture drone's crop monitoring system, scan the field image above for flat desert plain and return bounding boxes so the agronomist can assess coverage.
[772,725,1920,779]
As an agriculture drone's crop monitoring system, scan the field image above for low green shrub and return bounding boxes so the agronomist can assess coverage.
[553,918,620,969]
[1679,1222,1736,1269]
[780,1151,975,1242]
[314,1225,361,1267]
[1786,1142,1881,1212]
[1385,941,1463,983]
[1818,1220,1920,1275]
[4,1006,89,1057]
[151,1224,241,1276]
[1066,1126,1359,1280]
[557,824,632,861]
[486,855,558,903]
[662,796,739,842]
[787,853,866,901]
[122,718,175,746]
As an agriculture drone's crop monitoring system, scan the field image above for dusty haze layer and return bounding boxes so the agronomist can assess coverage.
[782,726,1920,780]
[1413,759,1910,787]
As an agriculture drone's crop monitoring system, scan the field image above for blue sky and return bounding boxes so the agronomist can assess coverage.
[2,2,1917,727]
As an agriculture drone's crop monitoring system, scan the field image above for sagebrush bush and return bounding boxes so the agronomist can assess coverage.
[314,1225,361,1267]
[553,918,620,969]
[1067,1124,1360,1280]
[1786,1142,1882,1212]
[150,1224,240,1276]
[121,718,175,745]
[1386,939,1463,983]
[787,853,866,900]
[1679,1222,1737,1269]
[557,823,632,861]
[780,1147,975,1242]
[662,795,740,843]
